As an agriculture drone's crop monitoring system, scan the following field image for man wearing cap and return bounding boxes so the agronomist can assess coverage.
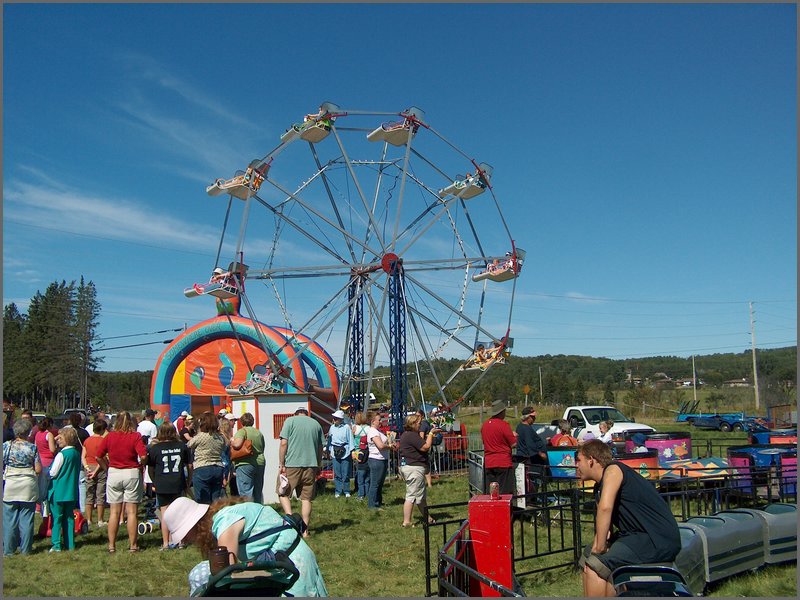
[575,439,681,596]
[514,406,548,479]
[480,399,517,495]
[277,406,324,536]
[137,409,158,445]
[325,409,355,498]
[174,410,189,433]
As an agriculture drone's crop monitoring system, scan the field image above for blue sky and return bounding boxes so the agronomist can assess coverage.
[4,3,796,375]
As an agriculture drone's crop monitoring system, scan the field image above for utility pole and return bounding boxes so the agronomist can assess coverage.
[691,355,698,405]
[538,366,543,400]
[749,302,760,411]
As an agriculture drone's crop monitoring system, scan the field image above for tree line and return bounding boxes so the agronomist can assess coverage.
[4,279,795,415]
[3,278,102,413]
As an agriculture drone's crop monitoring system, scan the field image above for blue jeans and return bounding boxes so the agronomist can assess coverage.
[356,464,370,498]
[367,458,388,508]
[235,463,265,504]
[332,455,352,495]
[192,465,225,505]
[3,502,36,555]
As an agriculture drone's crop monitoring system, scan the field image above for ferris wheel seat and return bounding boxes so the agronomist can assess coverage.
[208,285,239,299]
[184,282,238,299]
[470,269,516,283]
[367,123,415,146]
[206,176,256,201]
[487,269,517,282]
[299,124,331,143]
[438,179,486,199]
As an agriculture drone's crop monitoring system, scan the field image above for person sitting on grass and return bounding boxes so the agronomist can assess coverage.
[162,496,328,597]
[575,439,681,597]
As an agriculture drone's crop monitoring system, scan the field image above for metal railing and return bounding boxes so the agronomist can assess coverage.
[424,462,797,597]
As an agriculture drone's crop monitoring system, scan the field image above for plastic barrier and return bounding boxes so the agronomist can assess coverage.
[625,432,692,462]
[546,447,578,478]
[749,429,796,445]
[616,449,661,480]
[727,444,797,493]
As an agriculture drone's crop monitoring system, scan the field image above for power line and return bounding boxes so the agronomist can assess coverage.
[95,339,174,352]
[98,328,184,342]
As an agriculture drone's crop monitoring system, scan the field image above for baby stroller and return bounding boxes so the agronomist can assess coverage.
[196,558,300,597]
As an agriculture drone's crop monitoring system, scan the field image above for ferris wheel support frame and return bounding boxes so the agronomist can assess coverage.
[346,275,366,412]
[387,258,407,433]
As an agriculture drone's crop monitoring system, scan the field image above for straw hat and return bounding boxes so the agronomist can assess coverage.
[162,497,209,545]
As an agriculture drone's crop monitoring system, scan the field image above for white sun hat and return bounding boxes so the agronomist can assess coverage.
[162,497,209,545]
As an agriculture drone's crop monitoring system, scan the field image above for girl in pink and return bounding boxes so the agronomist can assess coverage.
[34,417,57,518]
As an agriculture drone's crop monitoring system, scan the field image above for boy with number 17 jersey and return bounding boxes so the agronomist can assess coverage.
[147,423,192,549]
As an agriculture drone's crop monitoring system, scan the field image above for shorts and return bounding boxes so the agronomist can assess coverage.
[578,541,641,582]
[85,468,107,506]
[277,467,318,502]
[156,492,182,507]
[106,468,144,504]
[400,465,427,504]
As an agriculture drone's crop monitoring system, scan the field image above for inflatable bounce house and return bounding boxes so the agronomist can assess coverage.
[149,295,339,422]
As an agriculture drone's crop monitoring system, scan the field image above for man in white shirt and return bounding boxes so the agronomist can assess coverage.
[137,409,159,444]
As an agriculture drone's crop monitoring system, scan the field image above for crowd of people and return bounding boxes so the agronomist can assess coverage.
[4,397,679,597]
[3,403,448,596]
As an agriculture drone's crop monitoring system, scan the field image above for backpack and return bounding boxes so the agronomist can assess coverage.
[355,426,369,464]
[557,435,578,447]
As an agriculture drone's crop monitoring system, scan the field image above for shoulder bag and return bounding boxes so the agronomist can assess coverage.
[230,428,254,460]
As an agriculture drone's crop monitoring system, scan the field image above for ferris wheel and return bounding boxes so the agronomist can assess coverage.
[197,102,524,426]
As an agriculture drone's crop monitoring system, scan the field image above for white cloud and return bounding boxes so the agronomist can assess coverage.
[117,52,254,129]
[4,179,221,251]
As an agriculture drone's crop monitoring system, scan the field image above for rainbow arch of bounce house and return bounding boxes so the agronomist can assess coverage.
[149,314,340,417]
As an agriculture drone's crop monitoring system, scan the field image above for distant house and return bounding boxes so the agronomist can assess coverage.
[723,378,751,388]
[675,378,702,388]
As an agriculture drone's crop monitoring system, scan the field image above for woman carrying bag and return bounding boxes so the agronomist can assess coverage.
[231,413,265,503]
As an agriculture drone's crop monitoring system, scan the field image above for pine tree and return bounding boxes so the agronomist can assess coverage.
[75,277,103,408]
[3,303,28,404]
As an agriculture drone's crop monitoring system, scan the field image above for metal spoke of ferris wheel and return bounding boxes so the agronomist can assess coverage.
[404,272,503,345]
[261,180,382,262]
[308,143,359,265]
[331,124,387,253]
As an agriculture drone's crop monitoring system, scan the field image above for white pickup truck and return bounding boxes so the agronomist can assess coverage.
[562,405,656,440]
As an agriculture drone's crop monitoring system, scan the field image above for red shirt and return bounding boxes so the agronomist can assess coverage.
[481,418,516,468]
[96,431,147,469]
[84,435,106,466]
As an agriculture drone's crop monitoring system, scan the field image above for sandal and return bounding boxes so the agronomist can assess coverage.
[427,517,436,525]
[402,522,416,528]
[128,547,140,553]
[108,548,116,554]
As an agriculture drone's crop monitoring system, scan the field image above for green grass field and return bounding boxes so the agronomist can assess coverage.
[3,469,796,597]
